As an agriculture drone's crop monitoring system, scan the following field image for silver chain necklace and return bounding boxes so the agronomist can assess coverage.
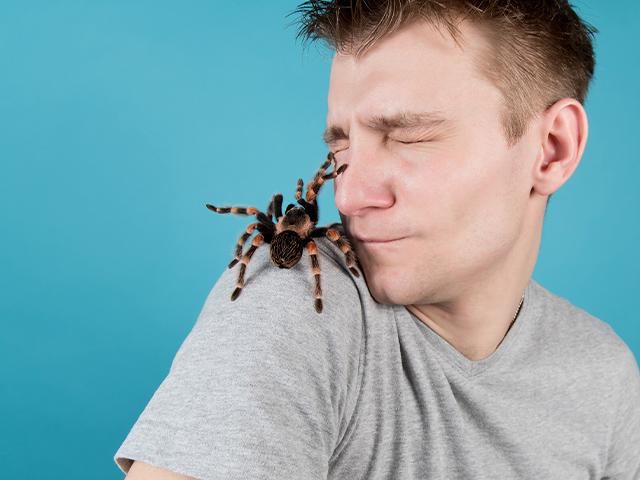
[511,293,525,325]
[499,292,525,344]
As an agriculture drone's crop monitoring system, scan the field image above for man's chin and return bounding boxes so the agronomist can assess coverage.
[360,267,414,305]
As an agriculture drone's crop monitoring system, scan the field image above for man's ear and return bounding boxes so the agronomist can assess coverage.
[531,98,589,198]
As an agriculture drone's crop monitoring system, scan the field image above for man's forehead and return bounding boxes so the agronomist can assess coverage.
[325,20,497,133]
[327,17,490,92]
[326,66,454,131]
[328,49,468,114]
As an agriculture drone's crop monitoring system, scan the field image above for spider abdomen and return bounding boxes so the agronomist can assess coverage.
[270,230,305,269]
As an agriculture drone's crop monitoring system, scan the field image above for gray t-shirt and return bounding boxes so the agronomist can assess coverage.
[114,231,640,479]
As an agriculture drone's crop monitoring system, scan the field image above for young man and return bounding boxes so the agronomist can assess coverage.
[115,1,640,478]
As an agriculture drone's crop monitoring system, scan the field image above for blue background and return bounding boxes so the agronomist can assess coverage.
[1,1,638,478]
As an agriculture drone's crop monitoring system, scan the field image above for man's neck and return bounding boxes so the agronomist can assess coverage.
[405,216,541,362]
[406,283,527,361]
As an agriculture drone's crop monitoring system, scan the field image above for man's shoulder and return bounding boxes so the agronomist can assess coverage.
[531,280,634,373]
[114,231,367,479]
[174,234,364,370]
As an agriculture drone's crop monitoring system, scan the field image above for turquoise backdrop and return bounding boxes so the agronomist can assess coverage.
[1,1,638,478]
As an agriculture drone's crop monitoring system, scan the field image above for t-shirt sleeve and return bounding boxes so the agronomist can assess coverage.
[113,238,364,480]
[601,327,640,480]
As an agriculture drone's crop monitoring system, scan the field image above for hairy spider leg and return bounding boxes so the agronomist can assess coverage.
[266,199,273,221]
[305,152,334,203]
[228,222,258,268]
[306,158,349,203]
[231,233,265,301]
[266,193,284,222]
[273,193,283,220]
[205,203,274,229]
[205,204,260,216]
[296,196,318,223]
[295,178,304,201]
[311,225,361,277]
[305,164,348,203]
[206,202,275,271]
[205,203,274,225]
[306,240,323,313]
[293,178,320,222]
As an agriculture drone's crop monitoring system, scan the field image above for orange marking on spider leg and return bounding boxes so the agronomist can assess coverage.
[247,207,258,215]
[327,229,339,241]
[252,234,264,245]
[307,241,317,254]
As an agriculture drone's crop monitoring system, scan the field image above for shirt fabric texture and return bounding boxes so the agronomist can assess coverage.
[114,229,640,479]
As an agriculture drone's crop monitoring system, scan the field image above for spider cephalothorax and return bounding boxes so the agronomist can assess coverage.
[205,151,361,313]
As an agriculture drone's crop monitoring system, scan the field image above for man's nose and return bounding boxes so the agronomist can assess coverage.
[333,147,395,217]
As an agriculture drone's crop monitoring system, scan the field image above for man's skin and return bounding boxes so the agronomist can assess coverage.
[123,17,588,480]
[327,18,587,362]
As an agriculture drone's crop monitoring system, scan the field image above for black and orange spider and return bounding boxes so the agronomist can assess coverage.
[205,151,361,313]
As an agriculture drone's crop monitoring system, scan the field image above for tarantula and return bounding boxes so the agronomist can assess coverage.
[205,151,361,313]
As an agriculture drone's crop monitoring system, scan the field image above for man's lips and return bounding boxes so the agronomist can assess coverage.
[351,235,407,244]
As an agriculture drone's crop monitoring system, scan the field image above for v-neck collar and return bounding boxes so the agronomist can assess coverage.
[397,277,540,378]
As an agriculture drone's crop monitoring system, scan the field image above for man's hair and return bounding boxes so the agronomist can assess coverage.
[287,0,599,209]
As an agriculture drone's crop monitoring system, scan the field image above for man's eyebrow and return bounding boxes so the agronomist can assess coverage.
[322,110,448,145]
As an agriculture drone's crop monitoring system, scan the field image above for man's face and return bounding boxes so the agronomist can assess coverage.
[326,19,537,305]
